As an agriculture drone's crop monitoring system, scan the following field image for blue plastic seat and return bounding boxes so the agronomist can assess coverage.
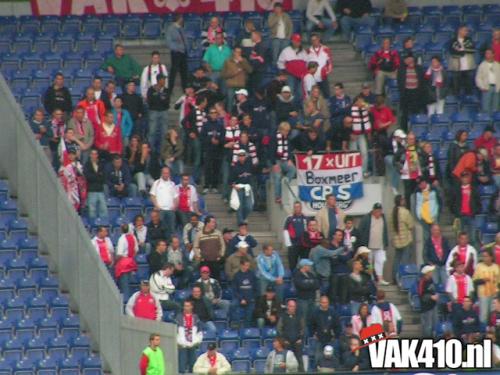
[241,338,260,352]
[101,20,121,37]
[231,360,250,373]
[219,339,238,353]
[143,20,162,39]
[261,327,277,339]
[60,356,80,371]
[121,20,142,39]
[253,359,266,373]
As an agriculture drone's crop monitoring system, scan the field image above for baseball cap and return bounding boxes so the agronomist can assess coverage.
[393,129,407,138]
[235,88,248,97]
[421,264,436,275]
[291,33,302,43]
[237,241,249,248]
[281,85,291,93]
[373,202,383,210]
[200,266,210,274]
[298,259,313,268]
[323,345,334,356]
[207,343,216,351]
[222,228,234,235]
[356,246,371,256]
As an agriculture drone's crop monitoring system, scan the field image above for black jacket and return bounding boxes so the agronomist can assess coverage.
[293,270,319,301]
[253,295,282,323]
[446,142,469,178]
[83,161,105,193]
[336,0,372,18]
[275,95,300,123]
[311,307,341,344]
[342,272,375,304]
[277,312,305,343]
[293,133,326,154]
[147,86,169,111]
[397,64,427,106]
[424,236,451,266]
[189,296,214,322]
[122,92,145,121]
[453,306,480,336]
[357,212,389,249]
[43,86,73,114]
[418,276,437,313]
[146,221,168,245]
[342,348,371,371]
[147,250,168,275]
[230,159,254,185]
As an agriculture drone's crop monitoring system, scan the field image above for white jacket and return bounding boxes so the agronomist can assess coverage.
[265,350,299,373]
[446,245,478,274]
[371,303,402,327]
[277,46,308,70]
[140,63,168,98]
[193,352,232,374]
[445,273,474,302]
[91,236,114,260]
[149,271,176,301]
[177,325,203,348]
[475,60,500,92]
[307,44,333,82]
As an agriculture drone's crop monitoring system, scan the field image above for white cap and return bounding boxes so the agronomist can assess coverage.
[235,89,248,96]
[281,85,291,93]
[356,246,371,256]
[237,241,249,248]
[421,265,436,274]
[394,129,407,138]
[323,345,334,356]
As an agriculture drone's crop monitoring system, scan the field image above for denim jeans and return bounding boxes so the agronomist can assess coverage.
[87,192,108,219]
[287,75,302,102]
[273,160,296,200]
[160,210,176,241]
[118,272,132,302]
[481,85,499,113]
[421,306,438,338]
[350,135,369,174]
[167,159,184,177]
[271,38,289,66]
[259,278,284,301]
[148,110,168,153]
[187,137,201,183]
[221,156,231,200]
[392,245,411,283]
[230,300,255,328]
[306,17,337,41]
[134,172,154,194]
[479,296,494,324]
[236,189,253,225]
[297,298,313,336]
[420,221,432,247]
[384,155,400,191]
[432,265,448,287]
[340,14,375,40]
[213,299,231,316]
[199,321,217,335]
[178,347,197,374]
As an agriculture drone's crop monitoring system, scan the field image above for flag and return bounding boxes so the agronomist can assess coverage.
[58,138,70,167]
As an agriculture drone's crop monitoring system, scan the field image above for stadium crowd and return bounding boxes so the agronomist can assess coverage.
[24,0,500,373]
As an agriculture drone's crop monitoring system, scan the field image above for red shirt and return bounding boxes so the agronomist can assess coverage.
[370,106,395,132]
[178,185,193,213]
[474,135,497,157]
[454,273,468,305]
[460,185,472,216]
[77,99,106,131]
[431,236,444,260]
[493,40,500,63]
[133,292,158,320]
[94,124,123,155]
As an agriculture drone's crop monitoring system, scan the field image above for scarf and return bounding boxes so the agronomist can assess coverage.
[96,238,111,265]
[457,246,467,264]
[146,64,167,83]
[184,313,193,343]
[85,101,101,127]
[453,273,467,304]
[276,132,289,161]
[431,236,443,260]
[425,66,444,87]
[404,145,420,179]
[74,119,85,136]
[208,354,217,368]
[425,153,436,179]
[51,118,65,138]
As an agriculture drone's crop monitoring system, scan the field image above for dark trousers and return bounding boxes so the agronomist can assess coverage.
[204,152,221,189]
[404,179,418,211]
[400,89,422,131]
[452,70,474,96]
[330,273,348,303]
[318,78,331,98]
[287,245,301,271]
[169,51,188,94]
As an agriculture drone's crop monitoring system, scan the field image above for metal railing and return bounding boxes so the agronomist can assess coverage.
[0,74,177,374]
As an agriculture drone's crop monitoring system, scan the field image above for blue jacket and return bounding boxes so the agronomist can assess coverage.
[453,306,480,336]
[104,162,133,197]
[424,236,451,266]
[113,109,134,138]
[309,245,338,278]
[329,95,352,122]
[257,251,285,282]
[232,270,259,302]
[228,234,258,257]
[166,23,187,53]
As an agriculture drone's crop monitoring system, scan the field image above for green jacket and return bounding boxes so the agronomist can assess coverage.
[202,44,232,72]
[143,346,165,375]
[101,54,141,80]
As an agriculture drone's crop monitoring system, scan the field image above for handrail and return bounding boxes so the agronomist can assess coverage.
[0,74,177,374]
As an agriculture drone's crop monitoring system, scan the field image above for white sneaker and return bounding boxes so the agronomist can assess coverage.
[391,188,399,195]
[378,279,390,286]
[202,188,209,194]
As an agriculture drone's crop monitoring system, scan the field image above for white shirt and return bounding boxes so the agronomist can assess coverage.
[129,223,147,243]
[306,0,336,24]
[487,62,496,85]
[91,236,114,258]
[140,63,169,98]
[276,17,286,39]
[116,233,138,257]
[149,271,176,301]
[302,73,317,98]
[94,89,103,100]
[307,45,332,82]
[175,183,199,212]
[150,178,178,210]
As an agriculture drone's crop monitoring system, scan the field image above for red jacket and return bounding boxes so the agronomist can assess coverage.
[370,106,396,132]
[77,99,106,131]
[94,124,123,155]
[453,151,477,179]
[369,49,400,74]
[474,135,497,157]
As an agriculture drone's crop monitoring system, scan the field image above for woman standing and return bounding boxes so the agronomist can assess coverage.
[161,128,184,176]
[391,195,414,284]
[424,56,448,115]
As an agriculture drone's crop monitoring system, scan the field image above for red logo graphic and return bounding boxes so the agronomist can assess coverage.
[355,324,387,351]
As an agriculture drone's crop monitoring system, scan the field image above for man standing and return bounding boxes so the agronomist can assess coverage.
[115,224,139,300]
[122,81,146,138]
[176,174,201,228]
[177,300,203,374]
[451,171,481,244]
[225,241,256,281]
[315,194,346,240]
[43,73,72,116]
[397,55,425,130]
[91,226,114,268]
[146,73,169,153]
[101,44,141,89]
[67,106,94,165]
[424,224,451,286]
[194,216,225,280]
[418,265,438,338]
[369,38,400,96]
[446,232,478,277]
[126,280,162,321]
[414,178,440,245]
[268,2,293,65]
[336,0,375,41]
[473,250,500,324]
[358,203,390,285]
[230,150,255,225]
[183,214,204,253]
[306,34,333,99]
[150,167,178,242]
[257,244,285,298]
[139,334,165,375]
[475,49,500,113]
[203,32,232,90]
[255,286,282,328]
[147,239,168,275]
[231,258,259,328]
[311,296,341,363]
[293,258,319,327]
[84,149,108,219]
[277,300,305,372]
[140,51,169,100]
[196,266,230,315]
[283,201,308,271]
[166,14,188,96]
